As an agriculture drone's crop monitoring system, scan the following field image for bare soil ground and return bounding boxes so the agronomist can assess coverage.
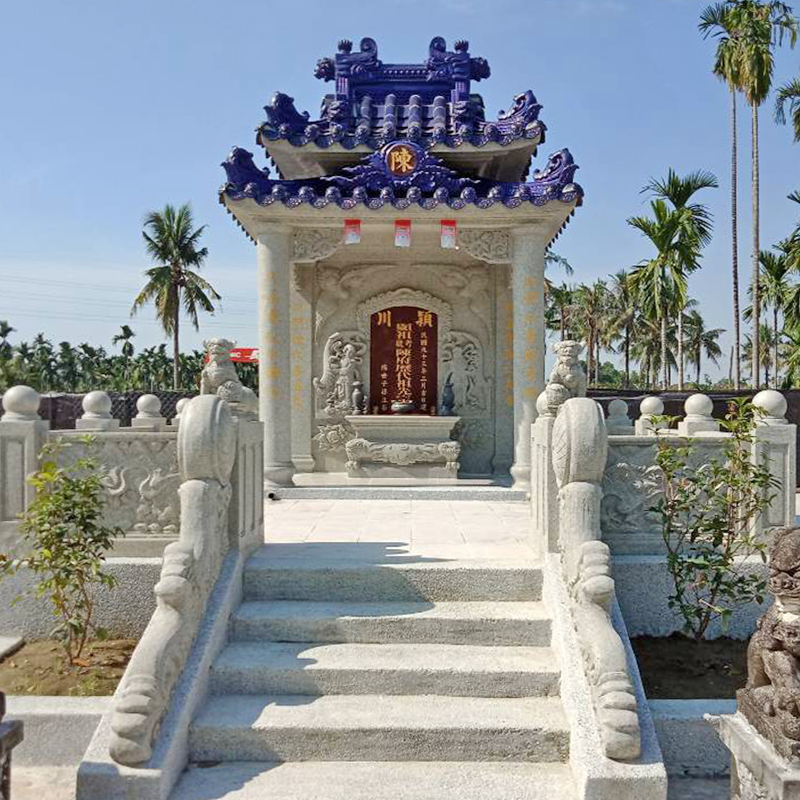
[0,639,135,696]
[631,634,748,699]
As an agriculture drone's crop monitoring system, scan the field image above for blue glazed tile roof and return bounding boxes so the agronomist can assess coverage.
[257,38,545,153]
[220,142,583,212]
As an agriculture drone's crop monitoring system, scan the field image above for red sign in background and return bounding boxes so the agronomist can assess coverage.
[203,348,259,363]
[369,306,438,415]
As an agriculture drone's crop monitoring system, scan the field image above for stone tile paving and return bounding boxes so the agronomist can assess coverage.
[264,498,535,561]
[667,777,729,799]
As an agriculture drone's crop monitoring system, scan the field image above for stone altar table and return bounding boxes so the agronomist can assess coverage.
[344,415,461,483]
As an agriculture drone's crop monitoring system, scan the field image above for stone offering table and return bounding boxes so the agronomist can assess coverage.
[344,415,461,482]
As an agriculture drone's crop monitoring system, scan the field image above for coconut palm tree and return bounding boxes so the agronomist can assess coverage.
[573,280,608,384]
[112,324,137,388]
[131,203,220,389]
[683,309,725,384]
[700,2,746,388]
[725,1,797,386]
[744,322,779,384]
[546,283,575,341]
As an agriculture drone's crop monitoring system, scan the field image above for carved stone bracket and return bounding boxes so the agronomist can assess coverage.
[293,228,342,262]
[459,229,511,263]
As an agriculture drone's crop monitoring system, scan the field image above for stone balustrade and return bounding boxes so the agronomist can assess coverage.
[531,391,797,557]
[0,385,264,559]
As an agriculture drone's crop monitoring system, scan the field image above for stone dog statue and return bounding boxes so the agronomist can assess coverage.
[739,525,800,758]
[200,338,257,417]
[543,340,587,417]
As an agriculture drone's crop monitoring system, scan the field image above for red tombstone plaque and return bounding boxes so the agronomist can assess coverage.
[369,306,438,415]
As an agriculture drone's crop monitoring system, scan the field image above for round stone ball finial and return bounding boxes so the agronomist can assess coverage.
[136,394,162,419]
[536,391,550,417]
[1,385,40,421]
[685,393,714,419]
[82,391,113,419]
[608,398,629,419]
[175,398,190,418]
[640,396,665,417]
[753,389,788,421]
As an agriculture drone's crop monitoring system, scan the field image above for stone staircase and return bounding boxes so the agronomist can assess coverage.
[169,550,578,799]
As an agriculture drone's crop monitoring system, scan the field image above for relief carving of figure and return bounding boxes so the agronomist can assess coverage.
[442,332,490,416]
[543,340,587,416]
[740,525,800,758]
[314,332,367,416]
[315,266,385,341]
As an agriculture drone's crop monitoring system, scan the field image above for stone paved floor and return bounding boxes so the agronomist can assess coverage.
[264,498,536,561]
[667,776,729,799]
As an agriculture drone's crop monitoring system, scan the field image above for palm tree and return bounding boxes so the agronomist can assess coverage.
[0,321,15,361]
[640,168,718,389]
[744,322,779,384]
[131,203,219,389]
[548,283,575,341]
[609,270,637,387]
[573,281,608,384]
[726,1,797,386]
[112,324,137,388]
[775,75,800,143]
[700,2,746,388]
[684,309,725,384]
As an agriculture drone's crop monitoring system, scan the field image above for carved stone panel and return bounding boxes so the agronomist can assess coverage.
[293,228,342,262]
[313,331,368,418]
[459,229,511,263]
[441,332,491,418]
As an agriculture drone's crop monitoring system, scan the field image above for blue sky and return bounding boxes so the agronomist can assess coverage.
[2,0,800,379]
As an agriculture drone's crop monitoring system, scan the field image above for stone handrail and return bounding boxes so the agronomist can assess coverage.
[108,395,237,766]
[551,397,641,760]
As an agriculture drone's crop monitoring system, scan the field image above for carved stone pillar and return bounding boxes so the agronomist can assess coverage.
[257,225,295,486]
[510,227,546,490]
[291,228,342,473]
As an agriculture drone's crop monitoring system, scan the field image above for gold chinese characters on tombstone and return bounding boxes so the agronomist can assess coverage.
[385,143,417,177]
[370,306,438,414]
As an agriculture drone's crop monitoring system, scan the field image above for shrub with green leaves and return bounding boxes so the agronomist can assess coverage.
[0,437,124,665]
[654,398,779,641]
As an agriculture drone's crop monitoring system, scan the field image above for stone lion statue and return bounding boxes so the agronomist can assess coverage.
[740,525,800,756]
[543,340,587,417]
[200,338,257,417]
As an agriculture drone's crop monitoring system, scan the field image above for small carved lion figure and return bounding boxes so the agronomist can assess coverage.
[544,340,587,416]
[741,525,800,748]
[201,339,239,395]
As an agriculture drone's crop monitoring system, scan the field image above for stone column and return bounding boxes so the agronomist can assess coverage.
[257,225,295,486]
[510,227,546,490]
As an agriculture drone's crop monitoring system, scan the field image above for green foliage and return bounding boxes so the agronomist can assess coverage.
[0,438,124,665]
[653,399,778,641]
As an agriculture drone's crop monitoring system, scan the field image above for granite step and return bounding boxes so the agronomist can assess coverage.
[189,694,570,763]
[243,554,542,602]
[170,761,578,800]
[210,641,560,697]
[230,600,551,645]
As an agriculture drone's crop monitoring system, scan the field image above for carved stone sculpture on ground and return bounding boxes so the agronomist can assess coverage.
[552,397,641,760]
[543,340,587,417]
[739,525,800,760]
[200,338,257,417]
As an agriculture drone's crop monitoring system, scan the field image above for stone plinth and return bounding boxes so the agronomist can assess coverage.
[714,712,800,799]
[344,415,461,483]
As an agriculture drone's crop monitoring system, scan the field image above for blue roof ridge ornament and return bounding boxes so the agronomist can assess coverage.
[221,142,582,211]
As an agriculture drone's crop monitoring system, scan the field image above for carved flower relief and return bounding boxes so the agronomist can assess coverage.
[441,332,491,417]
[313,422,356,453]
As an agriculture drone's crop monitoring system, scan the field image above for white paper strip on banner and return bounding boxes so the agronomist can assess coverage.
[344,219,361,244]
[440,219,457,249]
[394,219,411,248]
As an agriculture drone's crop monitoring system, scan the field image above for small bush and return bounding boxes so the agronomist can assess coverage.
[654,399,779,641]
[0,437,124,665]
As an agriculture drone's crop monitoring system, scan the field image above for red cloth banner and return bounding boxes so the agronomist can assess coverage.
[394,219,411,248]
[344,218,361,244]
[440,219,457,249]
